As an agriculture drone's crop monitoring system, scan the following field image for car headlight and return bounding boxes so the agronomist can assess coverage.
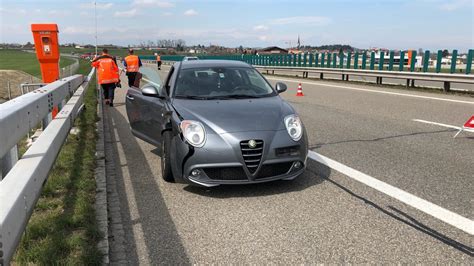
[180,120,206,147]
[284,115,303,141]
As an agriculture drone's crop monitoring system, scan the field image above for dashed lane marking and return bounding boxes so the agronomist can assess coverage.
[412,119,474,133]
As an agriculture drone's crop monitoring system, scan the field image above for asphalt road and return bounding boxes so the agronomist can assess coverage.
[104,64,473,264]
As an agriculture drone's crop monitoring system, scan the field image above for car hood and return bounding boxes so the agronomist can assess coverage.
[172,96,293,134]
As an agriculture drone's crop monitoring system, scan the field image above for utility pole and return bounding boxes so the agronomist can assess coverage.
[94,0,98,56]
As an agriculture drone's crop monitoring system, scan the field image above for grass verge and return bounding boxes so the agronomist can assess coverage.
[13,59,103,264]
[0,49,75,77]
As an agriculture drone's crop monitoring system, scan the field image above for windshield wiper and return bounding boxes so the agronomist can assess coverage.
[174,95,211,100]
[211,94,265,99]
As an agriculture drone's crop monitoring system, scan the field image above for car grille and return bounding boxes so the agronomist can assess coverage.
[204,167,247,181]
[256,162,293,179]
[240,140,264,174]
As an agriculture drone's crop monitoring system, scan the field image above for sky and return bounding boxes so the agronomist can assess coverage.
[0,0,473,51]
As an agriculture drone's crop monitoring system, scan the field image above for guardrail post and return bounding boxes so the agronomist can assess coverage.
[332,53,337,68]
[308,53,313,67]
[370,52,375,70]
[297,54,301,67]
[354,52,359,69]
[399,51,405,71]
[436,50,442,73]
[450,49,458,74]
[346,52,352,69]
[7,81,12,100]
[321,53,325,68]
[422,50,430,72]
[388,51,394,71]
[466,49,473,74]
[292,54,297,67]
[410,50,417,72]
[379,52,385,70]
[303,53,307,67]
[314,53,319,67]
[361,52,367,69]
[444,81,450,92]
[326,53,332,68]
[0,145,19,180]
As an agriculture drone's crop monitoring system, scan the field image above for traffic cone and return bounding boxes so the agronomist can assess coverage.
[296,83,304,96]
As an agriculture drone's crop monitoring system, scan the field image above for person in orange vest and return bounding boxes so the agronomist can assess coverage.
[155,52,162,70]
[122,49,142,87]
[91,48,120,107]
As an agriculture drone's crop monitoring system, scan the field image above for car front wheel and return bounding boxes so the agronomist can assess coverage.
[161,131,175,182]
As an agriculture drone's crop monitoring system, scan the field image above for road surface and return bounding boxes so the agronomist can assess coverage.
[102,64,473,264]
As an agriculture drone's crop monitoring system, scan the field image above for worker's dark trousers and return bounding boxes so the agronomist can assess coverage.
[157,61,162,70]
[126,72,138,87]
[101,83,116,102]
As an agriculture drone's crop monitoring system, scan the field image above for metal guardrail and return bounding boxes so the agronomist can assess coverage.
[0,68,95,264]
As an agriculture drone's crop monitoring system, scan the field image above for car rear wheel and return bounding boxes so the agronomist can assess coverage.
[161,131,175,182]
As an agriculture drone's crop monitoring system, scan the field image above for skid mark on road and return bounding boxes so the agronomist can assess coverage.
[265,76,474,105]
[308,151,474,235]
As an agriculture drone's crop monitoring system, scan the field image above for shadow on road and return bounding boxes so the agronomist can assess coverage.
[183,159,328,198]
[106,106,190,264]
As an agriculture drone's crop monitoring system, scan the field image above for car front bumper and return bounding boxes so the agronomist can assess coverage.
[170,129,308,186]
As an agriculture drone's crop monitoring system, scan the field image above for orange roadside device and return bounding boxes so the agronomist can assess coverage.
[31,24,60,83]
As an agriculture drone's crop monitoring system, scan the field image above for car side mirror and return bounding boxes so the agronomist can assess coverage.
[141,84,160,97]
[275,82,287,94]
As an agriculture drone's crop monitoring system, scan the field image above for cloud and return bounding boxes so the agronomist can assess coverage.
[439,0,471,11]
[114,9,138,18]
[184,9,198,16]
[132,0,174,8]
[258,35,268,41]
[48,10,70,16]
[269,16,330,26]
[253,25,269,31]
[80,2,114,9]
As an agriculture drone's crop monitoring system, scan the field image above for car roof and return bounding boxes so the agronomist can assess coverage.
[178,59,251,69]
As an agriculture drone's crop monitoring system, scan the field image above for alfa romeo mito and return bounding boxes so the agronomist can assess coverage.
[126,60,308,187]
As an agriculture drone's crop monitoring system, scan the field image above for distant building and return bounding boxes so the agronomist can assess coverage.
[259,46,288,54]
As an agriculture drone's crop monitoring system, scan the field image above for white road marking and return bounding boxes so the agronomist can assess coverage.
[412,119,474,133]
[265,76,474,105]
[308,151,474,235]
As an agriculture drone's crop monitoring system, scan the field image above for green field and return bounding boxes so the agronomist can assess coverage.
[14,59,102,264]
[0,49,75,77]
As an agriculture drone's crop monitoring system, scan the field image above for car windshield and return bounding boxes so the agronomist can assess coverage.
[174,67,276,99]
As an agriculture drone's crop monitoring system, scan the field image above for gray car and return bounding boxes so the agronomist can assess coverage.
[125,60,308,187]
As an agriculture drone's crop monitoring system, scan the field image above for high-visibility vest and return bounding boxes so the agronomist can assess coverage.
[124,55,140,72]
[156,55,161,61]
[91,55,119,84]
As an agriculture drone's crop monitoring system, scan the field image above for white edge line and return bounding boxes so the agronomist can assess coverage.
[265,76,474,105]
[308,151,474,235]
[413,119,474,133]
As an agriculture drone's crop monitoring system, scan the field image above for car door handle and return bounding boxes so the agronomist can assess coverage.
[126,94,135,101]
